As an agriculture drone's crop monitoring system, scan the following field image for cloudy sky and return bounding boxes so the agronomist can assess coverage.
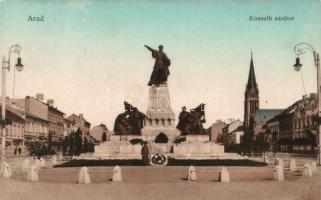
[0,0,321,129]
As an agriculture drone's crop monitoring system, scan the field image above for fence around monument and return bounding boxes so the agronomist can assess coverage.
[4,155,316,183]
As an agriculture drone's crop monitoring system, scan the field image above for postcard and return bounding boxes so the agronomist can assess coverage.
[0,1,320,200]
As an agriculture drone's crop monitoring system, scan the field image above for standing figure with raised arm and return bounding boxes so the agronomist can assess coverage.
[144,45,171,87]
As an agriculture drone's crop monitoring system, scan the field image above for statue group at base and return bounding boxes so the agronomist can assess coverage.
[176,104,207,135]
[113,102,147,135]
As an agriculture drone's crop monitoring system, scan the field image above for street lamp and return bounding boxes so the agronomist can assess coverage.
[293,57,302,72]
[1,44,24,166]
[12,57,24,97]
[293,42,320,165]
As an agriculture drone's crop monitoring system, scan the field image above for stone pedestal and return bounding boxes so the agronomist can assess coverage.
[112,166,122,181]
[219,167,230,183]
[78,167,91,184]
[142,84,180,141]
[27,165,39,182]
[22,159,30,172]
[188,166,197,181]
[94,142,142,159]
[273,165,284,181]
[186,135,210,142]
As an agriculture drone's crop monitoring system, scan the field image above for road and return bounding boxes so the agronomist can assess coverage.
[0,156,320,200]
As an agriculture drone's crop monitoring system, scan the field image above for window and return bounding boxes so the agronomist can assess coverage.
[168,118,171,126]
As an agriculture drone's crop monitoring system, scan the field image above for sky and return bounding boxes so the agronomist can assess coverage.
[0,0,321,129]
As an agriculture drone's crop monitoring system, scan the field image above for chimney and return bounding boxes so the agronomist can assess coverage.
[36,93,44,101]
[302,94,308,100]
[227,118,235,123]
[79,113,84,119]
[47,99,54,107]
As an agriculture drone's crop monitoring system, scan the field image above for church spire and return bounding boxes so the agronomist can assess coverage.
[247,51,257,89]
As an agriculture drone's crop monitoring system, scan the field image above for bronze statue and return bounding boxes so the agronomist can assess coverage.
[145,45,171,87]
[114,102,148,135]
[176,103,207,135]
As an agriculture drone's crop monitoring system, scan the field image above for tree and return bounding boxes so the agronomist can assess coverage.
[155,132,168,143]
[68,133,74,156]
[102,132,107,142]
[63,136,68,155]
[242,129,254,153]
[48,132,53,153]
[253,133,270,153]
[83,136,88,153]
[74,128,83,156]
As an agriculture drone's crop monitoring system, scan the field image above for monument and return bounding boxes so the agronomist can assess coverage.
[141,45,179,141]
[93,44,231,165]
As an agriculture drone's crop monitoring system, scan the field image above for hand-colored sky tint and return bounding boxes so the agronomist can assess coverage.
[0,0,321,128]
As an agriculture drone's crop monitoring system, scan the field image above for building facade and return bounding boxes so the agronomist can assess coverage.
[264,117,280,151]
[207,120,226,142]
[8,95,49,145]
[254,109,283,136]
[47,99,65,142]
[228,126,244,145]
[222,119,243,146]
[63,118,74,137]
[265,94,317,152]
[90,123,109,142]
[0,105,26,155]
[66,113,91,138]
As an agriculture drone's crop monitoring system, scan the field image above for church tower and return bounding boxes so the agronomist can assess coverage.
[244,52,259,134]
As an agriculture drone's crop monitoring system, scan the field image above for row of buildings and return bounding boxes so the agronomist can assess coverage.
[208,53,317,153]
[0,93,94,155]
[264,93,318,153]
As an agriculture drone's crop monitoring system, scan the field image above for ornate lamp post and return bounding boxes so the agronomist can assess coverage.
[1,44,24,164]
[293,42,320,165]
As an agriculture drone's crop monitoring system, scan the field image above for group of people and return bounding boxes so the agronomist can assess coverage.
[28,143,51,159]
[13,146,22,155]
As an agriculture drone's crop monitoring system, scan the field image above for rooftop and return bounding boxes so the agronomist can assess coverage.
[246,52,258,90]
[255,109,284,124]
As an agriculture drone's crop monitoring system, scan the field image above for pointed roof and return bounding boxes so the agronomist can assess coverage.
[247,52,257,89]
